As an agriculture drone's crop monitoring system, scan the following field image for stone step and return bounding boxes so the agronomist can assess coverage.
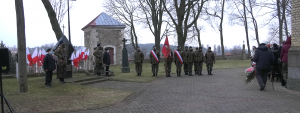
[77,78,109,85]
[72,76,106,83]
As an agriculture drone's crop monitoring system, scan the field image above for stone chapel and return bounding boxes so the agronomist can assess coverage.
[82,12,126,71]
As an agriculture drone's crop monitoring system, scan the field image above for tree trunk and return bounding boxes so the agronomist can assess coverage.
[15,0,28,93]
[243,0,251,58]
[41,0,63,41]
[282,0,289,37]
[220,0,226,59]
[277,0,283,44]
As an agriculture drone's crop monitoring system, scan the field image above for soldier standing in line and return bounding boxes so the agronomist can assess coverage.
[174,46,183,77]
[198,47,204,75]
[182,46,189,75]
[194,47,199,74]
[54,41,67,84]
[149,46,160,77]
[187,46,194,76]
[205,47,215,75]
[134,46,144,76]
[164,48,173,77]
[93,44,103,76]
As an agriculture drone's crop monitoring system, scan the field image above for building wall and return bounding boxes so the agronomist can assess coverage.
[84,27,124,71]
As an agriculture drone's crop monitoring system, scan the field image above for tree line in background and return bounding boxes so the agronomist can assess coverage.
[104,0,291,59]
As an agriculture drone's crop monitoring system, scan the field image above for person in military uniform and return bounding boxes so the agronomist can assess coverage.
[93,44,104,76]
[164,48,173,77]
[182,46,189,75]
[134,46,144,76]
[205,47,215,75]
[194,47,199,74]
[187,46,194,76]
[149,46,160,77]
[197,47,204,75]
[174,46,183,77]
[54,41,67,84]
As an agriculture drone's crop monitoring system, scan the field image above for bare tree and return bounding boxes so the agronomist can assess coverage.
[104,0,140,50]
[139,0,164,51]
[246,0,260,45]
[49,0,73,25]
[229,0,251,58]
[162,0,208,49]
[15,0,28,92]
[206,0,226,59]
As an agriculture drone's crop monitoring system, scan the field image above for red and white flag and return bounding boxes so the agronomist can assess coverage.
[32,48,39,64]
[26,47,33,67]
[37,48,42,67]
[84,49,89,60]
[80,47,86,60]
[40,48,46,64]
[73,50,81,67]
[70,52,75,65]
[162,35,170,58]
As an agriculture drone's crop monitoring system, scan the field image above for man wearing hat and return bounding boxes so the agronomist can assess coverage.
[174,46,183,77]
[93,43,104,76]
[194,47,199,74]
[194,47,204,75]
[164,47,173,77]
[43,48,56,87]
[149,46,160,77]
[54,40,67,84]
[253,43,274,91]
[182,46,189,75]
[103,48,111,76]
[134,46,144,76]
[187,46,194,76]
[205,47,215,75]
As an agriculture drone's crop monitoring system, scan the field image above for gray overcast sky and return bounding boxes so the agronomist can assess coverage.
[0,0,271,50]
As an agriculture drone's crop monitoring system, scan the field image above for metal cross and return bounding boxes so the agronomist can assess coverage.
[62,24,66,34]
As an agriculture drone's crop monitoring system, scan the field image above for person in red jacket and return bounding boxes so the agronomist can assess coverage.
[280,36,291,87]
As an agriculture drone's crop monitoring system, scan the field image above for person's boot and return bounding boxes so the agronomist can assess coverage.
[210,70,213,75]
[156,73,158,77]
[199,71,202,75]
[189,71,193,76]
[168,72,171,77]
[140,73,142,76]
[282,80,286,86]
[207,70,210,75]
[152,73,155,77]
[185,71,188,75]
[178,71,181,77]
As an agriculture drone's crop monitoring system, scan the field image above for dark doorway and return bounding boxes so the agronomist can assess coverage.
[105,47,114,64]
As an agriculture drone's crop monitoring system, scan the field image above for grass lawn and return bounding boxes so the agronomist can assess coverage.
[3,76,132,113]
[2,59,250,113]
[109,59,250,82]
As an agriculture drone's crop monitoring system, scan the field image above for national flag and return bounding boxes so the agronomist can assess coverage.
[80,47,86,60]
[37,48,42,67]
[40,48,46,64]
[162,35,170,58]
[73,50,81,67]
[70,52,75,65]
[84,49,89,60]
[26,47,33,67]
[32,48,39,64]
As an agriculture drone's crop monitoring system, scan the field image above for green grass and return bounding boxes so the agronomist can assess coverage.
[3,76,132,113]
[109,59,250,82]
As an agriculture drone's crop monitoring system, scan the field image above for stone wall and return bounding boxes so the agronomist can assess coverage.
[84,27,124,71]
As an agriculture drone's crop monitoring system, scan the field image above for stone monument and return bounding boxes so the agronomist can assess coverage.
[121,38,130,73]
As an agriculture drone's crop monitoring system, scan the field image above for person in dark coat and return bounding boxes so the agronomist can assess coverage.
[280,36,291,87]
[271,43,280,82]
[253,43,275,91]
[103,48,111,76]
[43,48,56,87]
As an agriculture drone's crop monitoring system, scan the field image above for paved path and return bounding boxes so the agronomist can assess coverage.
[75,68,300,113]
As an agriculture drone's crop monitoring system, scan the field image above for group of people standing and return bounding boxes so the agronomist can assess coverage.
[251,36,291,91]
[134,45,215,77]
[93,43,111,76]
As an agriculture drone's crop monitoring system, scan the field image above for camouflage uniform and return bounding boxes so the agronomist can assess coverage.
[149,47,160,76]
[54,43,67,83]
[182,46,189,75]
[93,46,104,76]
[164,50,173,77]
[197,48,204,75]
[194,48,199,74]
[134,48,144,76]
[205,48,215,75]
[174,47,183,77]
[187,47,194,76]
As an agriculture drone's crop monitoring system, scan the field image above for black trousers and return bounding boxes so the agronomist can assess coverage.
[256,70,268,88]
[45,71,53,85]
[105,65,109,75]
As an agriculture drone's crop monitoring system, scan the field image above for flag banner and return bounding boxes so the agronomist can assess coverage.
[175,51,183,64]
[151,50,159,63]
[162,36,170,58]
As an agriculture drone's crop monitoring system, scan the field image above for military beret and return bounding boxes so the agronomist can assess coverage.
[97,43,101,47]
[185,46,188,48]
[46,48,52,52]
[208,47,211,49]
[260,43,266,46]
[105,48,109,51]
[196,47,199,49]
[189,46,192,48]
[59,40,64,44]
[199,47,202,49]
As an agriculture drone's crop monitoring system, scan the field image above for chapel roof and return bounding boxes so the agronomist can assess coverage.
[81,12,126,30]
